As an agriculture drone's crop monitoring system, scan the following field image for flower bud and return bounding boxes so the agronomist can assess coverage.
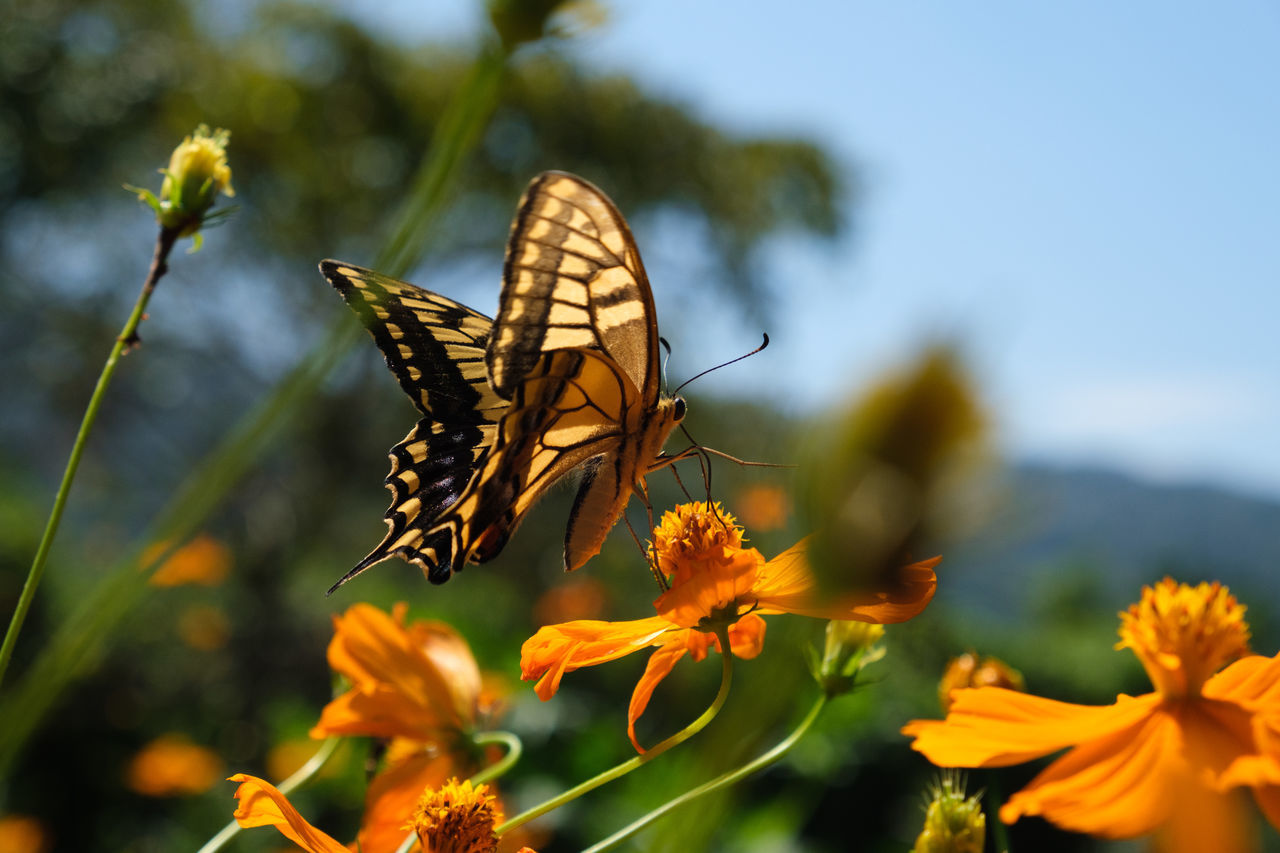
[913,773,985,853]
[130,124,234,247]
[938,651,1024,713]
[810,620,886,696]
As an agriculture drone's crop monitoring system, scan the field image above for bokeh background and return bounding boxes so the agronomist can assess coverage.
[1,1,1278,850]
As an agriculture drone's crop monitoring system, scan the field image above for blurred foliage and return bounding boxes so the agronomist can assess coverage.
[1,1,1275,852]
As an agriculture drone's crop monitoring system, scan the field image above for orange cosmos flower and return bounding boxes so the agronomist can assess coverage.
[308,603,508,852]
[146,533,232,587]
[311,602,489,744]
[902,578,1280,843]
[125,734,224,797]
[522,502,939,751]
[230,774,536,853]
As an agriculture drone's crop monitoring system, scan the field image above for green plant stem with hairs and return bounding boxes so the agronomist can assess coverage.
[0,224,180,691]
[496,624,737,837]
[0,36,515,778]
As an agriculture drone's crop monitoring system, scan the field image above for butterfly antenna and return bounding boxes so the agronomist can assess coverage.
[655,338,675,394]
[672,333,769,396]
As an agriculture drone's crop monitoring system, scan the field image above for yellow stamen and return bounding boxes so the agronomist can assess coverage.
[1115,577,1250,699]
[650,502,743,578]
[407,778,501,853]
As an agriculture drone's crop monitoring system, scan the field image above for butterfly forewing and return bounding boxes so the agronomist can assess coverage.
[320,261,506,588]
[488,172,659,402]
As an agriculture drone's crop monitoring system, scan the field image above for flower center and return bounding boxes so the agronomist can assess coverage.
[650,501,744,581]
[408,778,501,853]
[1115,578,1250,699]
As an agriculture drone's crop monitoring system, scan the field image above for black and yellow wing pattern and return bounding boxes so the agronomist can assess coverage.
[320,260,506,588]
[324,171,689,589]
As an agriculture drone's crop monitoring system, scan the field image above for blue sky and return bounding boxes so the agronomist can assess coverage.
[343,1,1280,497]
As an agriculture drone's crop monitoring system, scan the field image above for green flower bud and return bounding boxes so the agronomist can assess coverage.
[914,773,986,853]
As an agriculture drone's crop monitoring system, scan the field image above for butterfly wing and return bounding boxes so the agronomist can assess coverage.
[426,347,639,579]
[486,172,685,570]
[320,260,507,588]
[488,171,660,402]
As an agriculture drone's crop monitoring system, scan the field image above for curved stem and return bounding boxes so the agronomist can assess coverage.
[495,625,736,837]
[470,730,522,786]
[0,226,179,690]
[583,693,829,853]
[196,737,342,853]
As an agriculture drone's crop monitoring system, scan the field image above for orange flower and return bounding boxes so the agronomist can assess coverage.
[307,604,512,851]
[0,815,49,853]
[125,734,224,797]
[522,502,939,750]
[146,534,232,587]
[229,774,536,853]
[311,603,487,744]
[903,578,1280,844]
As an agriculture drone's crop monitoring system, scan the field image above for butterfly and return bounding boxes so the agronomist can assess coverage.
[322,171,694,590]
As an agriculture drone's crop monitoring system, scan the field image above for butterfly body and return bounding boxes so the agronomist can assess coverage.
[323,172,689,590]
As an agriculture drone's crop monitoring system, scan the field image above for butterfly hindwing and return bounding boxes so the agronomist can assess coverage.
[320,260,506,588]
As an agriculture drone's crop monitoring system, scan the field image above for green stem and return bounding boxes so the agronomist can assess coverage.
[583,692,830,853]
[196,737,343,853]
[987,775,1010,853]
[496,625,736,837]
[0,226,179,690]
[470,730,523,786]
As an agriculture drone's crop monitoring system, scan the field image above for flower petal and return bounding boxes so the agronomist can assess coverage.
[325,604,465,732]
[358,752,456,853]
[653,547,761,628]
[310,684,444,742]
[902,687,1162,767]
[627,638,690,752]
[520,616,672,700]
[229,774,349,853]
[1204,653,1280,707]
[726,613,767,660]
[999,709,1188,838]
[753,540,939,624]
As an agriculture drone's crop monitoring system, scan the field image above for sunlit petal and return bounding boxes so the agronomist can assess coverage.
[653,547,760,628]
[627,638,689,752]
[903,688,1161,767]
[1204,653,1280,707]
[753,541,939,624]
[1000,709,1183,838]
[520,616,672,700]
[325,604,462,730]
[229,774,349,853]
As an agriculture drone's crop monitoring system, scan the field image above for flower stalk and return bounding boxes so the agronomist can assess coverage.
[0,224,181,690]
[582,692,829,852]
[496,624,736,836]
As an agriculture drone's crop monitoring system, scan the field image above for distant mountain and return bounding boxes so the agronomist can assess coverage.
[942,462,1280,621]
